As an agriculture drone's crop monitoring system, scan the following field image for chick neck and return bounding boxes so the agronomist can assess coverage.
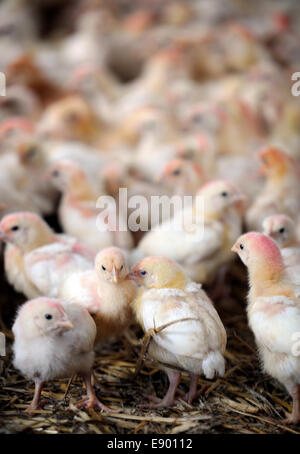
[21,226,56,253]
[247,255,293,301]
[95,274,132,318]
[65,174,97,202]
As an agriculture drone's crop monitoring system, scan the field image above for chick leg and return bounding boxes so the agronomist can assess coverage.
[77,371,118,413]
[186,374,200,404]
[141,368,181,408]
[284,384,300,424]
[27,378,43,412]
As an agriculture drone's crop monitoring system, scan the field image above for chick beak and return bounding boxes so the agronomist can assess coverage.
[111,266,119,283]
[57,319,74,330]
[0,229,9,241]
[263,225,272,236]
[128,270,139,281]
[155,171,164,183]
[45,168,55,181]
[233,193,247,213]
[231,243,238,253]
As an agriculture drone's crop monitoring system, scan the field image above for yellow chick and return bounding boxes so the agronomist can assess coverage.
[49,160,134,252]
[246,147,300,231]
[130,256,226,408]
[59,247,137,343]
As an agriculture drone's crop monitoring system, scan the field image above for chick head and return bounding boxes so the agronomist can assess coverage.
[17,139,43,167]
[95,247,128,284]
[161,158,203,185]
[259,146,294,179]
[231,232,283,278]
[38,95,96,142]
[0,212,53,251]
[18,297,73,338]
[262,214,297,248]
[130,256,187,289]
[197,180,245,216]
[49,159,86,191]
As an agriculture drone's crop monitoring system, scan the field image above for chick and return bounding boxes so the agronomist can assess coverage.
[12,297,112,412]
[137,180,245,283]
[130,256,226,407]
[37,95,101,144]
[49,160,134,252]
[262,214,298,250]
[246,147,300,231]
[59,247,137,343]
[263,214,300,295]
[160,158,205,196]
[0,212,93,299]
[232,232,300,424]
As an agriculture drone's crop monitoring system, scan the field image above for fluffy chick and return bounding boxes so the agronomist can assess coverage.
[0,212,93,298]
[160,158,205,196]
[137,180,245,283]
[49,160,134,252]
[130,256,226,407]
[232,232,300,424]
[37,95,101,144]
[59,247,137,343]
[263,214,300,295]
[246,147,300,231]
[12,297,112,412]
[262,214,298,249]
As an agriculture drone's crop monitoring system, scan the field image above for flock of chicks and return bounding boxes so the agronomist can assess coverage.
[1,0,300,427]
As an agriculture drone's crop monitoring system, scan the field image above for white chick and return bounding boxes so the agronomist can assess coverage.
[232,232,300,424]
[12,297,113,412]
[137,180,245,283]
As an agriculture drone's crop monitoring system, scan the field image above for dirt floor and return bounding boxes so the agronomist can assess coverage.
[1,258,299,435]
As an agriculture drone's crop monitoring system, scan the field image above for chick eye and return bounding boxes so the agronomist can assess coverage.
[279,227,285,234]
[185,149,194,159]
[52,170,60,177]
[102,265,106,271]
[192,114,202,124]
[27,147,37,157]
[173,169,181,176]
[45,314,52,320]
[120,265,123,270]
[11,225,19,231]
[221,191,228,197]
[140,270,147,276]
[65,112,79,123]
[239,244,244,250]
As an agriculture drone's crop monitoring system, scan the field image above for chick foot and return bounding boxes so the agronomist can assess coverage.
[77,396,117,412]
[80,371,119,413]
[139,369,181,408]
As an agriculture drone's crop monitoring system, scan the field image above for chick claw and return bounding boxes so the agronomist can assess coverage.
[26,398,46,414]
[77,396,119,413]
[139,394,177,409]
